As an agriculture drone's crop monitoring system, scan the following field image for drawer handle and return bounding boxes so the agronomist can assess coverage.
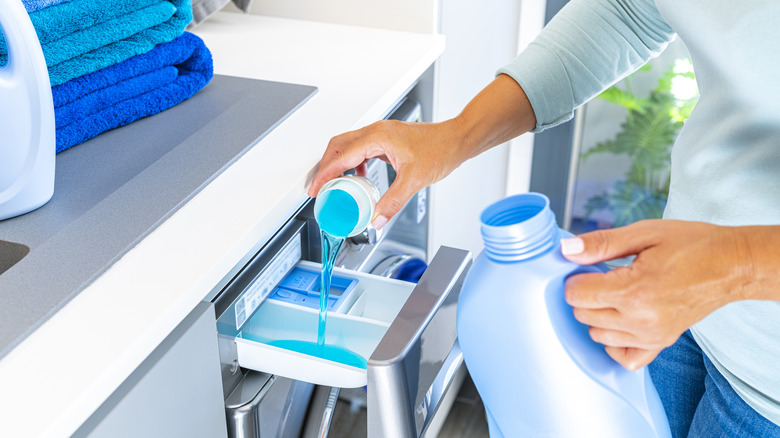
[367,246,472,437]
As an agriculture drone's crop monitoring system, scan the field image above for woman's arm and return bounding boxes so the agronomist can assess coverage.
[308,0,676,226]
[307,74,536,228]
[501,0,675,131]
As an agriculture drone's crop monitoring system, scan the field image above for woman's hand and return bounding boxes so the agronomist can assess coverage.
[308,74,537,229]
[560,219,778,371]
[307,118,470,229]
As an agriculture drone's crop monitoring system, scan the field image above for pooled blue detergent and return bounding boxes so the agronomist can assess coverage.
[268,339,368,369]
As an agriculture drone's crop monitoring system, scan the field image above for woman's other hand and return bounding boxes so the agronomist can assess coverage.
[560,220,779,371]
[307,119,469,230]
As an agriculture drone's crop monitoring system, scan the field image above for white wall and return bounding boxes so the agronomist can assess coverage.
[505,0,547,198]
[225,0,438,34]
[428,0,536,258]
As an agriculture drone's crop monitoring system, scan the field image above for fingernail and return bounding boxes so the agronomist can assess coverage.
[372,215,388,231]
[560,237,584,255]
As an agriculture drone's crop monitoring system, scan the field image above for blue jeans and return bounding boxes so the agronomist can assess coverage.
[648,330,780,438]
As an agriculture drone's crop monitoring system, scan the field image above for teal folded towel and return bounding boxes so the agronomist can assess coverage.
[0,0,193,86]
[52,32,213,152]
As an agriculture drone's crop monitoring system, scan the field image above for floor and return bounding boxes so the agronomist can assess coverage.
[329,373,490,437]
[436,374,491,437]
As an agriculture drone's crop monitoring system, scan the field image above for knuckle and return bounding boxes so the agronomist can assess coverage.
[382,196,407,216]
[370,119,398,139]
[588,326,604,343]
[563,280,576,304]
[642,325,670,348]
[639,307,662,330]
[587,230,613,260]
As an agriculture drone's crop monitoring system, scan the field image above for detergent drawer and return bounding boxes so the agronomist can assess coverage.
[232,260,413,388]
[218,246,471,437]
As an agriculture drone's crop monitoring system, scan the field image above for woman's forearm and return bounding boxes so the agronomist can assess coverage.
[449,74,537,161]
[308,74,538,222]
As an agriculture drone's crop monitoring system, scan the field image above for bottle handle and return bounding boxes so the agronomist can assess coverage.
[0,0,56,218]
[545,258,668,434]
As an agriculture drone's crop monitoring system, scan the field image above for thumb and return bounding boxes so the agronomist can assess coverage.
[560,222,656,265]
[371,176,420,231]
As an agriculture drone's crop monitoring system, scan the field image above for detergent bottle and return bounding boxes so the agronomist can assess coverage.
[313,175,380,239]
[457,193,671,438]
[0,0,56,221]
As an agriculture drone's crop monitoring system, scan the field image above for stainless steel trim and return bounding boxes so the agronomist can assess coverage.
[225,372,314,438]
[225,373,276,438]
[319,387,340,438]
[301,386,343,438]
[367,246,472,437]
[418,342,464,436]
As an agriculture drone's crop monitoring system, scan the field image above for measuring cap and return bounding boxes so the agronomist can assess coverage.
[313,175,380,238]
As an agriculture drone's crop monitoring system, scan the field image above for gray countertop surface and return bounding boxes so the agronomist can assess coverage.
[0,75,317,359]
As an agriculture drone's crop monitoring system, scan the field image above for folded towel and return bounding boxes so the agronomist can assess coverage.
[0,0,192,86]
[22,0,72,13]
[52,32,213,152]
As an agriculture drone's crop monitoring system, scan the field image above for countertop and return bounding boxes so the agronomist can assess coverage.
[0,12,444,436]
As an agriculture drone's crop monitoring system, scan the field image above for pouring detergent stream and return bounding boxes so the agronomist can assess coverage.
[316,190,357,345]
[284,175,380,368]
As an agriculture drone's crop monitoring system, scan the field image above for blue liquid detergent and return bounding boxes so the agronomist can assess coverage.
[318,229,346,347]
[315,188,362,362]
[268,339,368,369]
[316,189,361,237]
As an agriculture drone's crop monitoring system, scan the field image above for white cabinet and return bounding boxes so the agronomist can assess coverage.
[73,303,227,438]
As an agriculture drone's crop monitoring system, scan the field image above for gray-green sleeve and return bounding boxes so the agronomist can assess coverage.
[498,0,675,132]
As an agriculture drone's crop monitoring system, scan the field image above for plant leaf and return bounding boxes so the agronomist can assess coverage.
[606,181,667,227]
[597,87,648,113]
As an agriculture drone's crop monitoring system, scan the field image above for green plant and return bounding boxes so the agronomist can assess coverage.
[582,59,698,227]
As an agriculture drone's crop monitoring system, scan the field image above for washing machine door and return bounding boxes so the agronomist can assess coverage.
[371,253,428,283]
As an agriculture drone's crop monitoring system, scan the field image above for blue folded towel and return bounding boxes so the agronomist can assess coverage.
[52,32,213,152]
[0,0,192,86]
[22,0,72,13]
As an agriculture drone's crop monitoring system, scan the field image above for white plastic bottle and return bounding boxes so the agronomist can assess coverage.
[457,193,671,437]
[0,0,56,221]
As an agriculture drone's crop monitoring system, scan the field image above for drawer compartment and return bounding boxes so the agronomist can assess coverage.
[232,261,417,388]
